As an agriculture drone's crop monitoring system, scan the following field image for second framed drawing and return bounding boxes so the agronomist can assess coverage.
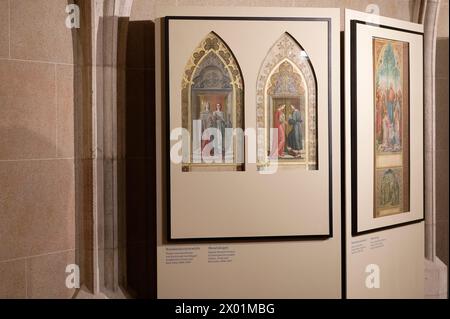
[164,11,340,240]
[373,38,410,218]
[349,18,424,235]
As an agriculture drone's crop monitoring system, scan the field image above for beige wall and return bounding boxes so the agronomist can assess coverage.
[130,0,415,24]
[0,0,76,298]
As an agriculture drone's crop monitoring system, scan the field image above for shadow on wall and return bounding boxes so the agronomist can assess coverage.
[71,0,94,294]
[124,19,157,299]
[435,37,449,268]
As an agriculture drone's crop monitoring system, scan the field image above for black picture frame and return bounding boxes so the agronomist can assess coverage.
[350,19,425,236]
[164,16,334,242]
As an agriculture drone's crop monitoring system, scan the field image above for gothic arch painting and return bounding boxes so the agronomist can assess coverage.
[181,32,244,172]
[256,32,318,170]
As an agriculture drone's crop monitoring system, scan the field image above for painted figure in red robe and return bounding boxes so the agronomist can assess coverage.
[272,104,286,157]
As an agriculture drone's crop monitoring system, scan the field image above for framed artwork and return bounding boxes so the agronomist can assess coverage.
[181,32,245,172]
[373,38,410,218]
[350,19,424,235]
[256,33,318,170]
[164,14,339,240]
[373,38,409,218]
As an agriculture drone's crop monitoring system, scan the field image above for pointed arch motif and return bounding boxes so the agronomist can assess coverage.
[181,32,244,172]
[256,32,318,170]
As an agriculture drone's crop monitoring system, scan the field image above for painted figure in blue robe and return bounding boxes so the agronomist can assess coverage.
[287,105,303,151]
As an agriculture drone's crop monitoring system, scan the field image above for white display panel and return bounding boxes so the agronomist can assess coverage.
[345,9,424,298]
[156,6,341,298]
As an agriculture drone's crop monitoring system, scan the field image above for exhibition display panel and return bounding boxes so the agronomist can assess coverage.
[344,9,425,298]
[156,6,342,298]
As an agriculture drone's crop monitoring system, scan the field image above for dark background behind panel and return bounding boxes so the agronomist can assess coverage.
[125,20,157,299]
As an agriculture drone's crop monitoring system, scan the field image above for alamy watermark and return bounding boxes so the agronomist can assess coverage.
[65,264,80,289]
[171,122,285,174]
[65,4,80,29]
[365,264,380,289]
[365,4,381,26]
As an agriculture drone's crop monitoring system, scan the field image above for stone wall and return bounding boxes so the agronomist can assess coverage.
[0,0,76,299]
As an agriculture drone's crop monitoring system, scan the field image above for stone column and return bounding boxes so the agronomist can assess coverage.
[75,0,133,299]
[421,0,448,299]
